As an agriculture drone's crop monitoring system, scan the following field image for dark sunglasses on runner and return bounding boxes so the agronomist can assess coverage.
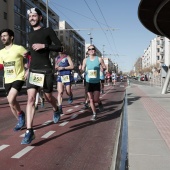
[88,48,95,51]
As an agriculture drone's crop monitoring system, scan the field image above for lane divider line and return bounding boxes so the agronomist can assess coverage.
[79,110,84,113]
[59,121,69,126]
[11,146,35,159]
[70,114,78,119]
[42,120,53,125]
[66,109,73,112]
[0,144,9,151]
[41,131,56,138]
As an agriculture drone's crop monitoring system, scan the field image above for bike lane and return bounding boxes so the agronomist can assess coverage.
[0,83,126,170]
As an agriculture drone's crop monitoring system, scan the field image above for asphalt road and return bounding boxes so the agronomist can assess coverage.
[0,82,126,170]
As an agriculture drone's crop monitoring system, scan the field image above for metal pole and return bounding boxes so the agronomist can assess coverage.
[103,45,105,58]
[46,0,49,27]
[161,66,170,94]
[90,37,93,44]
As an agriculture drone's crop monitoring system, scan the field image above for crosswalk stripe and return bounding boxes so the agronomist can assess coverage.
[59,121,69,126]
[41,131,56,138]
[74,105,79,108]
[0,145,9,151]
[11,146,34,159]
[79,110,84,113]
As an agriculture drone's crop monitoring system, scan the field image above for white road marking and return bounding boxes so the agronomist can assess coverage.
[11,146,34,159]
[79,110,84,113]
[74,105,79,108]
[66,109,73,112]
[42,120,53,125]
[70,114,78,119]
[120,85,124,87]
[59,121,69,126]
[0,145,9,151]
[41,131,55,138]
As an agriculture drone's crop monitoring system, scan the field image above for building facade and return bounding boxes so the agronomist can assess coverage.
[58,21,85,70]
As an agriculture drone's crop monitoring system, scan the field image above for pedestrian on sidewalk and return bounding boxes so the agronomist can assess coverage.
[21,8,63,145]
[55,50,74,114]
[0,29,28,131]
[81,45,106,121]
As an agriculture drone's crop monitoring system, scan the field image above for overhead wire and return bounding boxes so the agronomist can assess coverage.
[49,0,119,62]
[49,1,109,27]
[50,1,79,28]
[83,0,121,62]
[94,0,119,58]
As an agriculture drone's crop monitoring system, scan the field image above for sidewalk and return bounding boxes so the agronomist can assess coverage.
[127,83,170,170]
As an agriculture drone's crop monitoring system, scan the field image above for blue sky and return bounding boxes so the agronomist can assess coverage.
[47,0,156,72]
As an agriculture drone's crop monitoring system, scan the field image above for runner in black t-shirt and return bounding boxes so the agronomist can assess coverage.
[21,8,63,145]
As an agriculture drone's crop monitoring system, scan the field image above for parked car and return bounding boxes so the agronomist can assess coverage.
[140,76,145,81]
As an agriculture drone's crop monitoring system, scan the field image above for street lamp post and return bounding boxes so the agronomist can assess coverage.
[102,45,105,58]
[46,0,49,27]
[88,33,93,44]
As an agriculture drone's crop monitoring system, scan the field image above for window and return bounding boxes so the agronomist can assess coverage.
[4,12,7,20]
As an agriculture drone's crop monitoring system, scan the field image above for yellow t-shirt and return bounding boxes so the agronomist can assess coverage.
[0,44,27,83]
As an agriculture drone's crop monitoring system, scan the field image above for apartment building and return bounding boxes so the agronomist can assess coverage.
[134,57,142,75]
[58,21,85,70]
[141,36,170,71]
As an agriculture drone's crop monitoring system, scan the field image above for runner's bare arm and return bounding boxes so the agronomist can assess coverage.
[65,56,74,70]
[100,58,106,70]
[81,58,86,72]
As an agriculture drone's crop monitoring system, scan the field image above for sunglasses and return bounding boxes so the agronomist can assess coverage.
[88,48,95,51]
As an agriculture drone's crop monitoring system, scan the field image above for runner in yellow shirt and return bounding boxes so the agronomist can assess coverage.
[0,29,28,131]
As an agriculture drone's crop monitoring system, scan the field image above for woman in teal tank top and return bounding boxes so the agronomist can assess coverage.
[81,45,106,121]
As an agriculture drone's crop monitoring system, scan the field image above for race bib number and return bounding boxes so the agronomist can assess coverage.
[88,70,97,78]
[4,61,16,78]
[61,75,70,83]
[5,66,16,78]
[29,72,45,87]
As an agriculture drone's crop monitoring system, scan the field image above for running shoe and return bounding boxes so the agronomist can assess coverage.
[21,130,35,144]
[90,114,97,121]
[68,95,73,104]
[59,106,63,114]
[83,103,89,109]
[13,111,25,131]
[53,111,60,123]
[98,102,104,112]
[35,105,38,110]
